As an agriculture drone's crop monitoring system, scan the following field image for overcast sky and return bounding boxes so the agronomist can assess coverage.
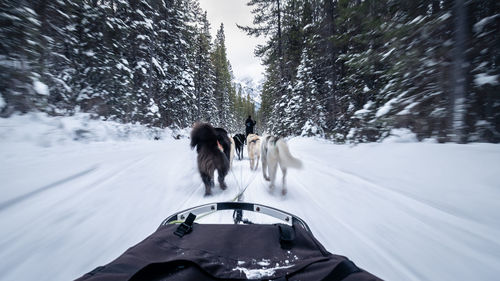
[198,0,266,83]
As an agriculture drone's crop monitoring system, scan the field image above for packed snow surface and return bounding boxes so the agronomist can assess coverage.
[1,114,500,281]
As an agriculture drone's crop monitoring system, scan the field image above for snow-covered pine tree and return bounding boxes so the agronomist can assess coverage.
[464,1,500,142]
[239,0,290,136]
[32,0,72,115]
[331,0,389,142]
[192,11,217,124]
[0,0,45,116]
[233,85,245,131]
[259,64,280,134]
[211,23,233,128]
[123,0,157,124]
[269,0,309,136]
[372,3,453,142]
[73,1,115,116]
[105,0,135,123]
[46,0,91,116]
[157,0,196,128]
[292,45,326,137]
[226,63,238,131]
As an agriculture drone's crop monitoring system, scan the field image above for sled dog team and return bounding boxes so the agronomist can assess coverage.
[191,122,302,196]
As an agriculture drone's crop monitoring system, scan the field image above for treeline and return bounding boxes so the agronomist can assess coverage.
[243,0,499,143]
[0,0,255,132]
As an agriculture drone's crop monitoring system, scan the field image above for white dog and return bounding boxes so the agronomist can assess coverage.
[261,135,302,195]
[246,134,261,170]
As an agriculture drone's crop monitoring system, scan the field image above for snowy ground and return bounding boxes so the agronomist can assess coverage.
[1,114,500,281]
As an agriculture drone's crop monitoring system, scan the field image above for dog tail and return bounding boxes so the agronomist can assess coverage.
[229,136,235,166]
[190,122,217,149]
[277,139,302,169]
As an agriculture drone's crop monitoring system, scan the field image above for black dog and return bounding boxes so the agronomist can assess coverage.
[190,123,229,196]
[233,133,245,160]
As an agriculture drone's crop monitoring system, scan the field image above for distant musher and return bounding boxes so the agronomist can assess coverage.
[245,115,256,138]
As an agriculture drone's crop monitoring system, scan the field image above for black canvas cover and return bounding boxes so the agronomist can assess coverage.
[76,222,381,281]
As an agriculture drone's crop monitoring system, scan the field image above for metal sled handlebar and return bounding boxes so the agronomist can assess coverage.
[160,202,311,232]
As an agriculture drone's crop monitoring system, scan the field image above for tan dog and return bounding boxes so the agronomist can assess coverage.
[246,134,261,170]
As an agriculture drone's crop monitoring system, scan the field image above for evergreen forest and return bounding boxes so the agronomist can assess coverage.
[1,0,499,142]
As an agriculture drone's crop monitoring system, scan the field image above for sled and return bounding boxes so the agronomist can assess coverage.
[76,202,381,281]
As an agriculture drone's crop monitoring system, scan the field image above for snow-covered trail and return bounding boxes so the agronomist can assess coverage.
[1,138,500,281]
[240,139,500,281]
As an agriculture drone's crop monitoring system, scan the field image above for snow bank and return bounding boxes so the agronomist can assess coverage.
[382,128,418,143]
[0,113,183,147]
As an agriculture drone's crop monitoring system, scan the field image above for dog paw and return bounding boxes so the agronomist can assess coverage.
[281,189,287,196]
[220,182,227,190]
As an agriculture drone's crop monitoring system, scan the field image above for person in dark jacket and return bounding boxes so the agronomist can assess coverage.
[245,115,256,137]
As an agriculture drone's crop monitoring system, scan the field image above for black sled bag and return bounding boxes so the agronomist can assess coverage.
[76,205,381,281]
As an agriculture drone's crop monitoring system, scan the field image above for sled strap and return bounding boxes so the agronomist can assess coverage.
[321,260,361,281]
[174,213,196,237]
[278,224,295,249]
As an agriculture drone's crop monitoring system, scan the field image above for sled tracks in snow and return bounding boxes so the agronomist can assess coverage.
[0,165,99,212]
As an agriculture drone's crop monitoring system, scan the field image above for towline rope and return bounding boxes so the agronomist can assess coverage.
[169,158,259,224]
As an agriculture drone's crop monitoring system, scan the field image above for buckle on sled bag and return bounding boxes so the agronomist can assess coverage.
[174,213,196,237]
[278,224,295,249]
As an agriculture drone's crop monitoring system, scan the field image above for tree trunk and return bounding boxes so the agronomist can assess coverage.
[450,0,467,143]
[276,0,283,76]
